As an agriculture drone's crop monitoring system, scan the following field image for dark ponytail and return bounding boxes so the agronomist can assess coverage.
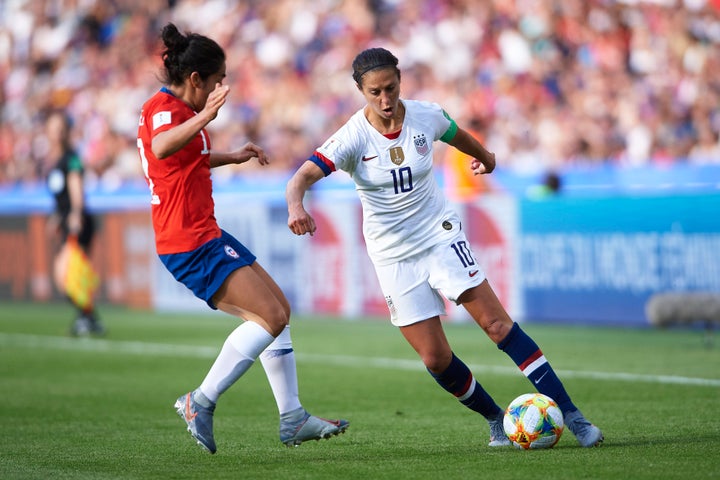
[159,23,225,86]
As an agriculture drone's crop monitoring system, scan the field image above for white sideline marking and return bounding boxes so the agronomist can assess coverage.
[1,333,719,388]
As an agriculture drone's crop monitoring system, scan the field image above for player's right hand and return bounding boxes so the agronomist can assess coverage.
[288,209,316,236]
[202,83,229,121]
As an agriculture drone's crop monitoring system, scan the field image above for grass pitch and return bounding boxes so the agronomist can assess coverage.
[1,302,718,479]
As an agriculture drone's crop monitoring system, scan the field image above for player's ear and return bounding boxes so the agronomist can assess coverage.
[189,71,203,89]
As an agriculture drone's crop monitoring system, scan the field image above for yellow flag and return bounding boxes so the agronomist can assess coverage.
[61,238,99,310]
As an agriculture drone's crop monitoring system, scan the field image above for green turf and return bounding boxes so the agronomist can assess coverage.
[1,301,718,479]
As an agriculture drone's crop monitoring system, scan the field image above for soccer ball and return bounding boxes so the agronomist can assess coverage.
[503,393,564,450]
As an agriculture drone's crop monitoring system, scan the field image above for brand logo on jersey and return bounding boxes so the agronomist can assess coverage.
[442,220,452,230]
[469,270,479,277]
[389,147,404,165]
[362,155,378,162]
[413,134,429,155]
[224,245,239,259]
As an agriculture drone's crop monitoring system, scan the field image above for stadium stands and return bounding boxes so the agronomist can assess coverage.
[1,0,719,190]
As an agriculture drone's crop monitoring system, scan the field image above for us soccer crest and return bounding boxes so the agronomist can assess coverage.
[413,134,429,155]
[389,147,404,165]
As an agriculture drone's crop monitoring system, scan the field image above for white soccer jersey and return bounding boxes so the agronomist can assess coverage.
[312,99,463,265]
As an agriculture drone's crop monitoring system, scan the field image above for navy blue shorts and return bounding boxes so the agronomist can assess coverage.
[159,229,256,309]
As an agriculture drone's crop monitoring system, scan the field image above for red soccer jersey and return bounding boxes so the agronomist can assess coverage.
[137,88,221,254]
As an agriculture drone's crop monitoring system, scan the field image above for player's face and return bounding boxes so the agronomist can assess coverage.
[194,62,227,110]
[46,113,68,144]
[359,68,401,121]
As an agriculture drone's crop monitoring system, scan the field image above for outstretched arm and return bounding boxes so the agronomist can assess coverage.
[286,160,325,236]
[447,127,496,175]
[210,142,268,168]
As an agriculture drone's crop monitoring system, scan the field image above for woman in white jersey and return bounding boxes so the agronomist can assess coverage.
[286,48,603,448]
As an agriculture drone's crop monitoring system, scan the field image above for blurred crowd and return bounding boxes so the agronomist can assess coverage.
[1,0,720,189]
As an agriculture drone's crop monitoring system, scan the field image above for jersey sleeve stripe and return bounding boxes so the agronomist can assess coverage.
[440,110,458,143]
[309,152,335,176]
[68,153,84,172]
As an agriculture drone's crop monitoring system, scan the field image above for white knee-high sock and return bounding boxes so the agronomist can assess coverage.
[199,321,275,403]
[259,326,302,415]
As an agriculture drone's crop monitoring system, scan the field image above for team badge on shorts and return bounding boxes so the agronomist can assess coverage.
[224,244,240,259]
[442,220,452,230]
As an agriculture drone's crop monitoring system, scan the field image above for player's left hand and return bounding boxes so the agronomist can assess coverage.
[233,142,269,166]
[67,210,82,235]
[471,151,496,175]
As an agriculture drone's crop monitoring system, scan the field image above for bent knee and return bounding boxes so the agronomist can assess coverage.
[482,317,512,344]
[421,351,453,374]
[266,309,289,336]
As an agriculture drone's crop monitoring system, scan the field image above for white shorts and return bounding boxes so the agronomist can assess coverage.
[374,229,486,327]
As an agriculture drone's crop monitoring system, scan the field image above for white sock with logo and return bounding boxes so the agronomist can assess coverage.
[260,326,302,415]
[199,321,275,403]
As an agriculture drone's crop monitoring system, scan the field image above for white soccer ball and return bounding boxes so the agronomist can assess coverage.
[503,393,564,449]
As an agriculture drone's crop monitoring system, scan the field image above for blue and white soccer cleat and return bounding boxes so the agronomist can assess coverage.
[279,408,349,447]
[564,410,604,447]
[487,411,512,447]
[174,391,217,454]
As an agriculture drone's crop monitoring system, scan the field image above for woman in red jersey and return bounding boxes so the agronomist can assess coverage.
[137,23,347,454]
